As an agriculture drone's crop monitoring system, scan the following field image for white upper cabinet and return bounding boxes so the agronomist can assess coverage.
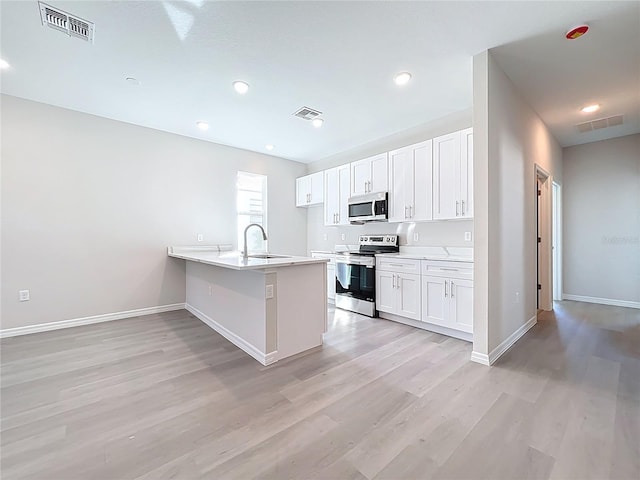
[388,140,433,222]
[296,171,324,207]
[324,164,351,226]
[350,153,388,197]
[433,128,473,219]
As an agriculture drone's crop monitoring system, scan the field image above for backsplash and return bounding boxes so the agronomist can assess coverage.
[306,206,473,253]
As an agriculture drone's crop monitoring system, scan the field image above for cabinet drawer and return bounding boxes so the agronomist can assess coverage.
[421,260,473,279]
[376,257,421,273]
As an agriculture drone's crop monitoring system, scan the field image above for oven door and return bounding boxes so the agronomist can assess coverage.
[335,257,375,302]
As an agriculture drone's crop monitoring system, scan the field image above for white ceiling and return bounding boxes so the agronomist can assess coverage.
[1,1,638,163]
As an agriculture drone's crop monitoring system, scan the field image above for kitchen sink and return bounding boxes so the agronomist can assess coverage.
[248,254,292,259]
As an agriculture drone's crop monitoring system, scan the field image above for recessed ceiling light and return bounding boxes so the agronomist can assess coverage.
[581,104,600,113]
[312,118,324,128]
[0,59,10,69]
[233,80,249,95]
[394,72,412,86]
[125,76,140,85]
[196,121,209,131]
[265,144,274,151]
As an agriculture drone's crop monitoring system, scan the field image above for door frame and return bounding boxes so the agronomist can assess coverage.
[535,164,553,311]
[552,181,562,301]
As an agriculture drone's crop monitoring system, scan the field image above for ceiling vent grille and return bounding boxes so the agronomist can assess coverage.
[293,107,322,121]
[576,115,624,133]
[39,2,94,43]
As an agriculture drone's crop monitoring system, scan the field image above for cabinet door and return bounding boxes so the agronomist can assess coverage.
[351,159,370,196]
[370,153,389,193]
[459,128,473,218]
[327,264,336,301]
[324,168,339,225]
[376,271,396,314]
[450,278,473,333]
[296,176,311,206]
[388,146,413,222]
[337,164,351,225]
[421,275,449,327]
[310,171,324,205]
[433,132,460,219]
[411,140,433,221]
[397,273,421,321]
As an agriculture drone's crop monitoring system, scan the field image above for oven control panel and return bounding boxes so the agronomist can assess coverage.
[359,235,398,246]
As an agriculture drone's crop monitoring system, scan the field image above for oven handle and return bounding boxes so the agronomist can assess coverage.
[335,257,375,267]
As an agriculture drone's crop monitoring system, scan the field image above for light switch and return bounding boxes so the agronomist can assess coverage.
[265,284,274,299]
[341,234,346,241]
[464,232,472,242]
[197,234,204,242]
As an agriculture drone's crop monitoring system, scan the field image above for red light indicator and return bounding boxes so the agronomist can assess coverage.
[566,25,589,40]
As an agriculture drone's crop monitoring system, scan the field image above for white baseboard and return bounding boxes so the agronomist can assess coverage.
[0,303,186,338]
[185,303,276,366]
[378,312,473,342]
[491,315,538,365]
[470,351,490,366]
[562,294,640,310]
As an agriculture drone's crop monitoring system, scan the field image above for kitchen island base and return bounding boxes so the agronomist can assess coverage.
[184,260,327,365]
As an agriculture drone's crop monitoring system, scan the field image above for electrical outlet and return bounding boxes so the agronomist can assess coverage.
[265,284,274,299]
[413,233,419,242]
[19,290,30,302]
[341,234,346,241]
[197,234,204,242]
[464,232,472,242]
[323,233,328,241]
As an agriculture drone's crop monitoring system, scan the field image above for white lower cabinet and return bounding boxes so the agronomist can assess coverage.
[311,253,336,303]
[376,258,421,321]
[421,261,473,334]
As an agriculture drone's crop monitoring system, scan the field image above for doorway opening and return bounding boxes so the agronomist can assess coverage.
[536,165,552,311]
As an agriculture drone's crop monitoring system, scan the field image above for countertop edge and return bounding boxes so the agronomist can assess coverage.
[168,252,329,271]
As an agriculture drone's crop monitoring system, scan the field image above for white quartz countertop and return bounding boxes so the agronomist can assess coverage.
[376,246,474,263]
[168,246,328,271]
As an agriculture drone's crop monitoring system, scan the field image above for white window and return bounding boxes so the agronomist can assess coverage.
[237,171,268,253]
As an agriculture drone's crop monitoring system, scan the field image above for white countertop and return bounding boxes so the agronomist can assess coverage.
[377,246,473,263]
[168,246,328,271]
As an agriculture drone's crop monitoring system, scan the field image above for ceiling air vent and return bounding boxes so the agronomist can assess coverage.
[576,115,624,133]
[39,2,94,43]
[293,106,322,121]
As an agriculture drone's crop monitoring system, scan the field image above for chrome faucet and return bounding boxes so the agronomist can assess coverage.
[243,223,268,259]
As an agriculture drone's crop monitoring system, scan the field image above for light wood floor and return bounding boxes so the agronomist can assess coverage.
[1,301,638,480]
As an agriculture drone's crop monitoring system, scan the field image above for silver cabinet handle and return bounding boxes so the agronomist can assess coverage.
[336,213,339,224]
[461,200,465,216]
[404,206,408,219]
[364,181,368,193]
[396,274,400,289]
[409,205,413,218]
[456,201,459,216]
[451,281,455,298]
[368,180,371,192]
[392,274,396,289]
[444,280,448,297]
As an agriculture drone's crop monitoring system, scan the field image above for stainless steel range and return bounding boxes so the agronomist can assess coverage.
[335,235,399,317]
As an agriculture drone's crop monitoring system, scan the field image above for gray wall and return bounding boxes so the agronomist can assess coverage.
[473,51,563,357]
[305,109,474,252]
[1,95,307,330]
[563,134,640,304]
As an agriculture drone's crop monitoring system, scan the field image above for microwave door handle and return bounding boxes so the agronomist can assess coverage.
[371,201,375,217]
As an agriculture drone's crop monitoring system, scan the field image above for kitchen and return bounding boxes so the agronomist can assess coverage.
[1,1,639,479]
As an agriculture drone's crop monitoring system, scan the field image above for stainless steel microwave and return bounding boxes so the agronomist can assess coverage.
[348,192,388,224]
